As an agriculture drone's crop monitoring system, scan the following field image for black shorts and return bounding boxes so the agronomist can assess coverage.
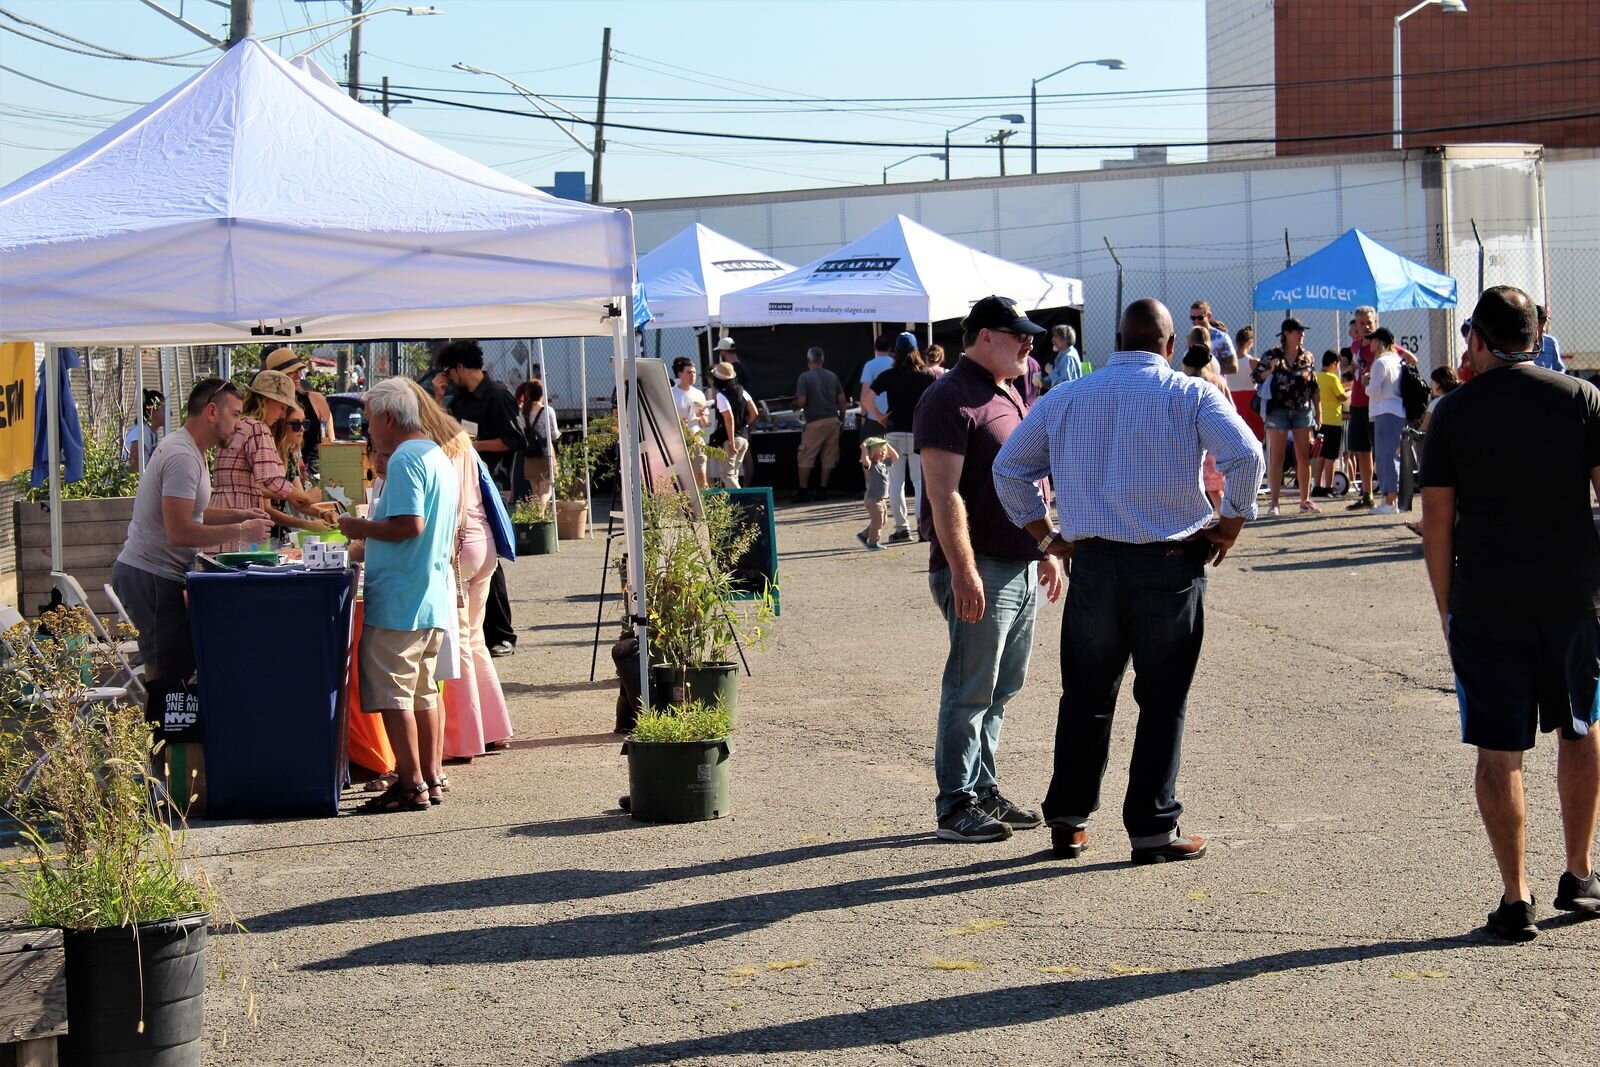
[111,561,195,680]
[1346,408,1372,452]
[1318,424,1343,460]
[1448,612,1600,751]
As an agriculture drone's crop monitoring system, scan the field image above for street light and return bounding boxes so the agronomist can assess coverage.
[883,152,946,184]
[274,4,440,60]
[1393,0,1467,150]
[454,61,598,163]
[1030,58,1125,174]
[944,114,1025,180]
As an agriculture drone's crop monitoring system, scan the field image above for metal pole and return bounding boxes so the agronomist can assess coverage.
[1392,16,1404,152]
[133,345,145,452]
[591,27,611,203]
[1030,81,1038,175]
[580,336,591,538]
[347,0,362,101]
[44,345,63,573]
[611,303,649,710]
[1471,217,1485,295]
[943,131,950,181]
[1103,237,1124,325]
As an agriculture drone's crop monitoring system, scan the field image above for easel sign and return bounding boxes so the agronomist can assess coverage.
[632,357,702,511]
[704,487,780,616]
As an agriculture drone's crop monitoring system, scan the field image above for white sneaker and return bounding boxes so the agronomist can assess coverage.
[1370,502,1399,515]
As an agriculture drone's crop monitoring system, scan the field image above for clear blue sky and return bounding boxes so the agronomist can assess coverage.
[0,0,1209,200]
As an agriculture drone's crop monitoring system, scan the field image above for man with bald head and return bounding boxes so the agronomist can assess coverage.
[1421,284,1600,939]
[995,298,1263,864]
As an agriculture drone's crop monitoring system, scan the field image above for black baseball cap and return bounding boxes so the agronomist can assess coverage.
[1365,327,1396,346]
[1280,317,1307,333]
[964,295,1045,336]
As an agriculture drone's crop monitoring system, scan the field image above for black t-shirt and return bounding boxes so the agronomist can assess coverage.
[447,375,525,490]
[870,365,936,434]
[1420,364,1600,620]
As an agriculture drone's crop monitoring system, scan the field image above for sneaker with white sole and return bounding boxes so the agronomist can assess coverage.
[1370,502,1399,515]
[1554,870,1600,914]
[936,799,1014,843]
[977,790,1042,830]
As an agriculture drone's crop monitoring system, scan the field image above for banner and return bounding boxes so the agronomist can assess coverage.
[0,342,35,479]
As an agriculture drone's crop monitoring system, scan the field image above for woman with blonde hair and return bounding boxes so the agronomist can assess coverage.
[395,378,514,786]
[264,413,337,539]
[215,369,331,550]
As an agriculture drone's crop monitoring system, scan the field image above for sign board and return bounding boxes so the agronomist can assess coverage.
[704,486,780,616]
[0,342,35,478]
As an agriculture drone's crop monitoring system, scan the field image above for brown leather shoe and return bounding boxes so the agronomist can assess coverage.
[1131,833,1207,865]
[1050,826,1088,859]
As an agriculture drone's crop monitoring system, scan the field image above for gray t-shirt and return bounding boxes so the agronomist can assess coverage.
[864,460,891,501]
[117,427,211,582]
[795,367,845,421]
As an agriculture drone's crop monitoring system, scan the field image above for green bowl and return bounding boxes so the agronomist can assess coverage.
[295,529,347,546]
[216,551,281,567]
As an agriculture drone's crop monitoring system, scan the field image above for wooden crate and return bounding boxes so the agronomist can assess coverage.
[0,925,66,1067]
[12,498,135,617]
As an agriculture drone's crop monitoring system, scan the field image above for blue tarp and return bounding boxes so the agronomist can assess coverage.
[30,346,83,488]
[1252,229,1458,312]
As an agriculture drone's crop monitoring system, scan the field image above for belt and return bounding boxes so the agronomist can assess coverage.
[1073,536,1208,557]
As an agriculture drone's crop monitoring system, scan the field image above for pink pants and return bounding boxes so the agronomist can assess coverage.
[442,529,515,758]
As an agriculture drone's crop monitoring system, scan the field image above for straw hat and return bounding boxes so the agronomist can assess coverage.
[248,369,300,410]
[710,361,738,381]
[263,347,307,374]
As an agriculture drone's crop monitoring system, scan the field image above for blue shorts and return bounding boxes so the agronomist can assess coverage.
[1447,613,1600,751]
[1263,407,1315,432]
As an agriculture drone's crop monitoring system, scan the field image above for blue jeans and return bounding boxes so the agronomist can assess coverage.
[930,555,1039,820]
[1042,539,1208,847]
[1373,413,1404,496]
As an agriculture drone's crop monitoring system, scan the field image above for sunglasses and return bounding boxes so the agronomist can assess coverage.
[1190,315,1208,323]
[285,419,307,431]
[991,327,1033,341]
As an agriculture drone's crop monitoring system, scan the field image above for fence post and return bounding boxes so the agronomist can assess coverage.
[1102,237,1124,337]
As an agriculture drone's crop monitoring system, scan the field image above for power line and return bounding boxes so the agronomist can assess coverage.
[357,85,1600,153]
[0,63,149,105]
[0,6,209,65]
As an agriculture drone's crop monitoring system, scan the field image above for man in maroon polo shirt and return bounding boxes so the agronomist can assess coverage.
[914,296,1065,843]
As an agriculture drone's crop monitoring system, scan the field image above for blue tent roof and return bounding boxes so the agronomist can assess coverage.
[1252,229,1458,312]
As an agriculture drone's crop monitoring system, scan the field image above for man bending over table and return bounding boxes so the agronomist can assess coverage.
[339,378,459,814]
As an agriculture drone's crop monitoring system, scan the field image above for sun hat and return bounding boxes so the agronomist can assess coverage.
[263,347,307,374]
[247,368,300,410]
[710,361,738,381]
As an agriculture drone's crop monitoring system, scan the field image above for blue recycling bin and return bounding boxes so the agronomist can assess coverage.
[187,567,357,818]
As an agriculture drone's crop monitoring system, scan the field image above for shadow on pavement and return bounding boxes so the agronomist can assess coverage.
[507,813,649,838]
[565,934,1480,1065]
[500,679,616,696]
[1247,543,1420,572]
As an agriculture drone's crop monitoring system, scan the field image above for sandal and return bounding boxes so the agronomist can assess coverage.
[363,771,398,793]
[1299,500,1321,513]
[425,779,445,806]
[356,781,429,814]
[436,775,451,793]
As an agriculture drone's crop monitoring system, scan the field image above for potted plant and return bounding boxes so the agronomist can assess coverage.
[509,494,556,556]
[637,490,774,724]
[621,699,732,822]
[1,608,234,1067]
[552,417,618,541]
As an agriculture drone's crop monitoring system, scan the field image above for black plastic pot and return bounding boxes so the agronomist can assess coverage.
[623,737,732,822]
[513,520,557,556]
[60,911,208,1067]
[649,661,739,724]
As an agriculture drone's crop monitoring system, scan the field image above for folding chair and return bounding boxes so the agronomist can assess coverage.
[49,572,146,704]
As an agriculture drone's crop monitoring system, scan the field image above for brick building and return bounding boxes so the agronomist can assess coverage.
[1207,0,1600,159]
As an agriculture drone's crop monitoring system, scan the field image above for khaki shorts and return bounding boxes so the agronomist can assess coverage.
[359,626,444,713]
[797,418,841,471]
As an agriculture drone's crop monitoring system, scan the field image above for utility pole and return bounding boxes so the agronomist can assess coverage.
[382,75,391,117]
[347,0,362,101]
[591,27,611,204]
[228,0,252,46]
[986,128,1017,177]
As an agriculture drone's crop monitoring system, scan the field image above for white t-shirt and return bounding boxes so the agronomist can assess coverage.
[671,383,710,439]
[1367,352,1405,418]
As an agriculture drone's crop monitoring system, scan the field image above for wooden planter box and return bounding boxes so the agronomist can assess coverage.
[12,498,136,617]
[0,925,67,1066]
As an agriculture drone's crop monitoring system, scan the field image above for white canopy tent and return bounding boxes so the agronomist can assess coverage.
[718,214,1084,327]
[0,39,649,693]
[637,223,794,330]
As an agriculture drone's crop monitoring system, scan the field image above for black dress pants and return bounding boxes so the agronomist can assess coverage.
[484,561,516,648]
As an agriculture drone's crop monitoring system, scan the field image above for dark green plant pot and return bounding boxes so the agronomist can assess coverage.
[649,662,739,724]
[513,521,557,556]
[60,911,208,1067]
[622,737,731,822]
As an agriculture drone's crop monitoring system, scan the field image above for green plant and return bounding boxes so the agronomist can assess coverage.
[13,423,141,502]
[554,420,619,501]
[510,494,552,524]
[628,699,731,743]
[303,371,339,395]
[0,609,211,929]
[636,490,774,668]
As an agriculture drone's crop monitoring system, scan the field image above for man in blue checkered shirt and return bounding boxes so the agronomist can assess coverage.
[993,298,1264,865]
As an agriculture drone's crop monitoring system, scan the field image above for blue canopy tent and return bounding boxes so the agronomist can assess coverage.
[1253,228,1457,312]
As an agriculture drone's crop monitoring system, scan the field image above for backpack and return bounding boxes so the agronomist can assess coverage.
[1399,362,1430,424]
[709,384,749,448]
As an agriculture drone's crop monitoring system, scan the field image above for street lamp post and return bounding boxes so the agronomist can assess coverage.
[883,152,946,184]
[1393,0,1468,151]
[1031,58,1124,174]
[944,114,1025,180]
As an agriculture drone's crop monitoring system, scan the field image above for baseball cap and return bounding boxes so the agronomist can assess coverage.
[964,295,1045,336]
[894,331,920,354]
[714,337,737,351]
[1280,317,1307,334]
[1365,327,1396,347]
[861,437,889,450]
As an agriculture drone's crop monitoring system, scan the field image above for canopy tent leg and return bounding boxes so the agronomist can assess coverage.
[44,345,62,574]
[580,336,592,538]
[611,300,649,710]
[134,344,145,446]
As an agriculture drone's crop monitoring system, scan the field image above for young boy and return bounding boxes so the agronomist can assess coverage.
[1312,350,1348,498]
[857,437,898,550]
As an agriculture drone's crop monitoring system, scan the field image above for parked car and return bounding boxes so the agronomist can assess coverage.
[326,392,365,441]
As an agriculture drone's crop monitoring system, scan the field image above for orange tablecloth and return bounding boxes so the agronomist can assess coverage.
[346,599,396,776]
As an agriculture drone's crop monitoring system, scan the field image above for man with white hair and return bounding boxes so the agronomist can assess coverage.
[339,378,459,814]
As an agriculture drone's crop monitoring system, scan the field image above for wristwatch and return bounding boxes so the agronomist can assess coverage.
[1037,530,1061,553]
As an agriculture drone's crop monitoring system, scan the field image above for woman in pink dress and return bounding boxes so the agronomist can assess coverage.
[403,380,514,787]
[214,370,331,550]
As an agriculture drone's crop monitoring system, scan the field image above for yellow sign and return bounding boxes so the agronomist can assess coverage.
[0,343,35,479]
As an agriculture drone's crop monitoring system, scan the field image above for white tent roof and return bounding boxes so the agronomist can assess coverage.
[717,214,1083,326]
[0,39,635,345]
[637,223,794,329]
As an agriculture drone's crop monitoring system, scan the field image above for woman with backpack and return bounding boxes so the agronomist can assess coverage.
[708,361,758,488]
[517,379,558,506]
